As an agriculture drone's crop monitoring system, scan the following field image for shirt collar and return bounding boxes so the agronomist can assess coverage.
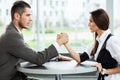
[15,26,22,34]
[96,29,111,44]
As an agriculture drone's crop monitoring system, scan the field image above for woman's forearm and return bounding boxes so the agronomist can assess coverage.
[106,67,120,75]
[64,43,81,63]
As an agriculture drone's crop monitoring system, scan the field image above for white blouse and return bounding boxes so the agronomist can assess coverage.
[85,29,120,80]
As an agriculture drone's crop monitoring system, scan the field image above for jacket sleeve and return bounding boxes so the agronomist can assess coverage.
[80,52,89,62]
[5,32,58,65]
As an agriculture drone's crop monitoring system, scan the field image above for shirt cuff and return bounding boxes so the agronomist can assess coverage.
[53,42,61,56]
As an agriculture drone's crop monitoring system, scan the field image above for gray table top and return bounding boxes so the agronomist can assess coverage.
[17,60,97,75]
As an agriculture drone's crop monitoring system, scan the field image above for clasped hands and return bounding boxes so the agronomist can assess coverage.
[56,32,73,61]
[56,32,69,46]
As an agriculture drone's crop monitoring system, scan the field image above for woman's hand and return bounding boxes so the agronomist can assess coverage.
[92,63,103,72]
[57,55,73,61]
[56,32,69,46]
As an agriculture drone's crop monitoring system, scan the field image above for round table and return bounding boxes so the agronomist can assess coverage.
[17,60,97,80]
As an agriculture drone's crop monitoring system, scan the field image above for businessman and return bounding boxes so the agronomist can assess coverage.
[0,1,70,80]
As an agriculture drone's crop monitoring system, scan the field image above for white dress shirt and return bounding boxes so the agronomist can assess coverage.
[85,29,120,80]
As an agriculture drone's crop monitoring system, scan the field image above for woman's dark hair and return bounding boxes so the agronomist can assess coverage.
[90,8,110,56]
[11,1,31,20]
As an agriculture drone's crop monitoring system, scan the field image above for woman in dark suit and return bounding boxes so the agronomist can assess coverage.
[62,9,120,80]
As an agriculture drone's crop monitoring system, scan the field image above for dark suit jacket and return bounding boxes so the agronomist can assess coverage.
[0,23,58,80]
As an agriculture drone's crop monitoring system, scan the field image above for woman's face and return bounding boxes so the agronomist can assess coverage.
[88,16,99,32]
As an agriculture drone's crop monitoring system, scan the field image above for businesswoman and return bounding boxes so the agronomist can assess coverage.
[63,9,120,80]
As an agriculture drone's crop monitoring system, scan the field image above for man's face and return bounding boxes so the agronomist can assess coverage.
[18,7,32,29]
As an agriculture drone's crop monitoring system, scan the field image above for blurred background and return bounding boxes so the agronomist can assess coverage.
[0,0,120,79]
[0,0,120,53]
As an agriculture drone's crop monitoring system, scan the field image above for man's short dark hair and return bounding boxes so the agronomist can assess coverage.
[11,1,31,20]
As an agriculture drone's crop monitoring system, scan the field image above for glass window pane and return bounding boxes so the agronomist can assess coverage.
[113,0,120,39]
[0,0,107,53]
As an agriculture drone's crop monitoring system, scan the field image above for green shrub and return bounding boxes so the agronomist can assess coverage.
[0,20,3,27]
[45,28,55,33]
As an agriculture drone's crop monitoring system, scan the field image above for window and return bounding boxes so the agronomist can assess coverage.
[31,0,107,52]
[2,0,117,53]
[113,0,120,39]
[6,9,9,16]
[0,9,1,16]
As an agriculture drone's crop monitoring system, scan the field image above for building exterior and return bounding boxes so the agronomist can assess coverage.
[0,0,68,28]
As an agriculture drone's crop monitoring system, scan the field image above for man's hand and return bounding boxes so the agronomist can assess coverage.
[56,32,69,46]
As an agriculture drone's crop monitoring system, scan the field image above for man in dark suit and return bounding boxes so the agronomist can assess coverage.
[0,1,71,80]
